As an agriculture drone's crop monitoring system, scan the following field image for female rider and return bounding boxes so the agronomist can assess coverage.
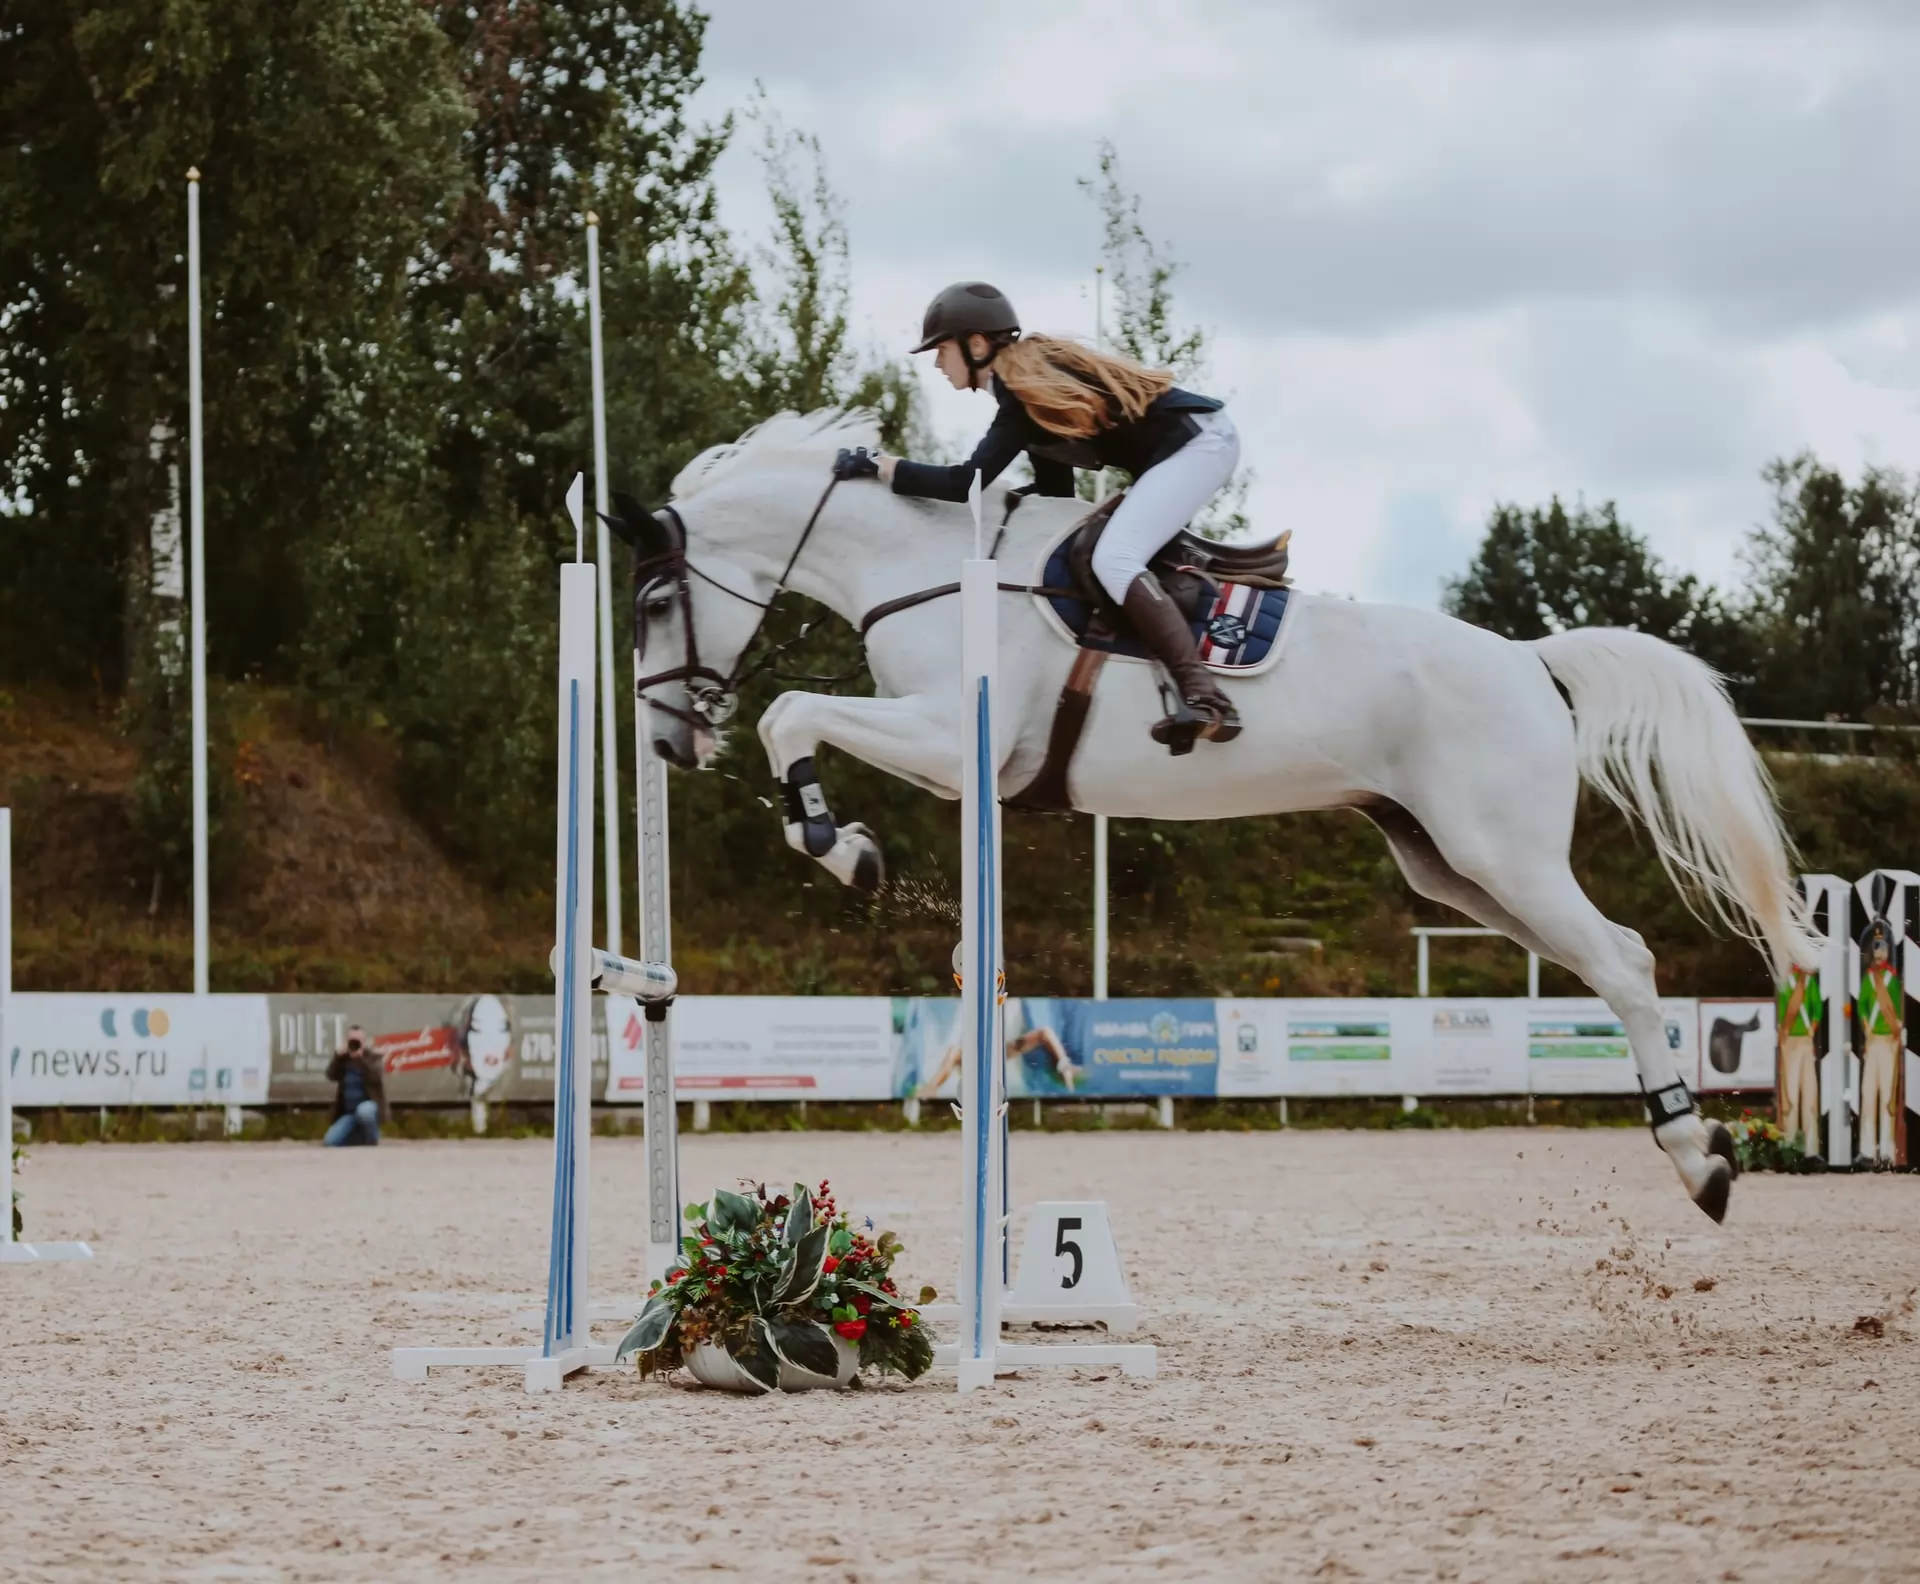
[843,280,1242,746]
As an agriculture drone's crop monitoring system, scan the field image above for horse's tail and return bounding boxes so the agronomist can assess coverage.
[1529,627,1820,978]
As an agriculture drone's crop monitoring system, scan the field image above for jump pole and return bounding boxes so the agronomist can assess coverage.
[637,605,680,1284]
[392,476,670,1390]
[1,809,93,1264]
[942,476,1154,1390]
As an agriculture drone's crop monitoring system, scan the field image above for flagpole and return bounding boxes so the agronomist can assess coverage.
[1092,264,1110,1001]
[587,212,622,956]
[187,169,210,998]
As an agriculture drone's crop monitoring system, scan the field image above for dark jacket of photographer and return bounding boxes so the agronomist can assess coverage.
[326,1047,390,1124]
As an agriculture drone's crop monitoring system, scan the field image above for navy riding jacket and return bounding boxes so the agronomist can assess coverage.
[890,374,1224,504]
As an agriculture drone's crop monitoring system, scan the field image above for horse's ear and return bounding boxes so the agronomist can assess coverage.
[601,491,681,562]
[599,491,649,550]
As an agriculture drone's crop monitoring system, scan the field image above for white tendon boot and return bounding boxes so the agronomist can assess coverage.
[1648,1080,1735,1223]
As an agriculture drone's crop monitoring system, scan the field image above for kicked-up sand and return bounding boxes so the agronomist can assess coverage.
[3,1127,1916,1582]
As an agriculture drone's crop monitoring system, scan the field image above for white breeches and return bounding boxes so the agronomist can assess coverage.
[1860,1032,1899,1161]
[1779,1033,1819,1154]
[1092,410,1242,604]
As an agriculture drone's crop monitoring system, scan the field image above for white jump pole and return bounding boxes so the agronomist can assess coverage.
[1091,264,1110,1001]
[586,212,622,958]
[637,598,680,1284]
[955,495,1006,1392]
[946,475,1155,1390]
[1,810,93,1264]
[392,477,610,1391]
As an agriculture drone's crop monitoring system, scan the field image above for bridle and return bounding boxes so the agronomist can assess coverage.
[618,473,853,732]
[606,469,1075,734]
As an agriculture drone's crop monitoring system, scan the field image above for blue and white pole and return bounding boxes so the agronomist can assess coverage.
[957,472,1007,1393]
[544,477,597,1368]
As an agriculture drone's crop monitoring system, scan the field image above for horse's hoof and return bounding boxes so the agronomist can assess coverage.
[841,822,885,893]
[1692,1158,1732,1224]
[1704,1119,1740,1180]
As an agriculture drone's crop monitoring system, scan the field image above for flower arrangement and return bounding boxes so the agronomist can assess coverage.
[1728,1111,1807,1173]
[615,1179,935,1391]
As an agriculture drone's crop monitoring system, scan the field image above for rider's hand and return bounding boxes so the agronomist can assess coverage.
[832,446,880,481]
[877,455,897,485]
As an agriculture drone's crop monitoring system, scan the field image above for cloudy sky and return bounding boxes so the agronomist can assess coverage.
[691,0,1919,605]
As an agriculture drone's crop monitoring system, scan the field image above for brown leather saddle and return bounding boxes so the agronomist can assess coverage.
[1007,495,1291,811]
[1059,493,1292,622]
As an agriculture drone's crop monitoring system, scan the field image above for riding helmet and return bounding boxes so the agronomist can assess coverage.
[911,281,1020,353]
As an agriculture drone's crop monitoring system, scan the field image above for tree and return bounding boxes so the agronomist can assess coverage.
[1741,456,1919,721]
[1443,497,1756,686]
[1078,140,1246,533]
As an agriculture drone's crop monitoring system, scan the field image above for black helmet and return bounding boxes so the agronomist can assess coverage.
[911,281,1020,355]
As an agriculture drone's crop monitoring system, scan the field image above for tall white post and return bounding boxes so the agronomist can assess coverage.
[544,556,598,1369]
[1091,264,1110,1000]
[2,810,14,1250]
[638,679,678,1282]
[957,553,1006,1393]
[1,810,92,1264]
[186,170,209,998]
[586,213,622,957]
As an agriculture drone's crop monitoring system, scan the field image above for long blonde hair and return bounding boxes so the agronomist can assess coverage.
[990,334,1174,440]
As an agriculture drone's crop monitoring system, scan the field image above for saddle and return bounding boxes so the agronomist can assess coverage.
[1007,493,1294,811]
[1058,492,1292,626]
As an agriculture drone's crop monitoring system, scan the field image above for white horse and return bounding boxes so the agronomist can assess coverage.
[615,409,1819,1222]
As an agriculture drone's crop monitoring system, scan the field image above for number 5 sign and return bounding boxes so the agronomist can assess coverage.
[1004,1201,1142,1332]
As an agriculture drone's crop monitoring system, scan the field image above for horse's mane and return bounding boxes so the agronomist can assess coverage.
[671,408,881,500]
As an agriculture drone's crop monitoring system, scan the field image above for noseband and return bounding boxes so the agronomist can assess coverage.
[611,473,847,733]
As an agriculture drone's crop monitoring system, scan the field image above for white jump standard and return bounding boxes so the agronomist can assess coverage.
[1,808,94,1265]
[391,479,672,1391]
[942,538,1155,1391]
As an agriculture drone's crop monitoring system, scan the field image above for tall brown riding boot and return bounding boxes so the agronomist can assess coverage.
[1121,571,1242,754]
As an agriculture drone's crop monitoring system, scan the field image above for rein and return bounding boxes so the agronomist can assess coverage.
[628,471,1072,727]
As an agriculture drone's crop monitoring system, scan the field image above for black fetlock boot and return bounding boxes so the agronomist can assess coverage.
[1121,572,1242,755]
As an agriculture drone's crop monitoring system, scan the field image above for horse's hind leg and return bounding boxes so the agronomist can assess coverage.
[1375,798,1734,1222]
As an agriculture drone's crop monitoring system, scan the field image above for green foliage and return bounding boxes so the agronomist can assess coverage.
[615,1180,932,1390]
[1743,456,1920,720]
[1443,498,1753,681]
[1078,139,1248,535]
[1728,1111,1808,1173]
[1445,463,1920,722]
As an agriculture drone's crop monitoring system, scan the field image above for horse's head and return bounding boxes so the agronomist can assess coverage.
[607,410,884,770]
[602,491,762,769]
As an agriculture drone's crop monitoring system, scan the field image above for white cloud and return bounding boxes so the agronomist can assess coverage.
[691,0,1920,606]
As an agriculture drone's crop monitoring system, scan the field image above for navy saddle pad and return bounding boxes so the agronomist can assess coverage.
[1041,541,1291,669]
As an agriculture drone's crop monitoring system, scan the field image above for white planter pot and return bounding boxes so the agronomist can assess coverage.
[685,1334,860,1393]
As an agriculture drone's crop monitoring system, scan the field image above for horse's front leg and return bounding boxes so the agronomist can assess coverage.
[757,690,962,891]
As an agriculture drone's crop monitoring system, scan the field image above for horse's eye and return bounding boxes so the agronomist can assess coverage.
[644,593,674,617]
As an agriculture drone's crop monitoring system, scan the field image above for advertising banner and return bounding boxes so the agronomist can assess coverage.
[894,998,1219,1100]
[267,994,610,1105]
[1215,998,1515,1097]
[1216,999,1395,1097]
[8,993,271,1107]
[1524,998,1698,1096]
[1420,999,1533,1096]
[605,996,895,1101]
[1696,998,1776,1091]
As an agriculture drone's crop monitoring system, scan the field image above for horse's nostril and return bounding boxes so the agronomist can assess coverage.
[655,735,696,769]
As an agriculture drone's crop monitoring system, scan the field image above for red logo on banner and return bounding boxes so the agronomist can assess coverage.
[375,1026,461,1074]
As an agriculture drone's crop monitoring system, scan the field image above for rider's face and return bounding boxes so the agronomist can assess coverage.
[933,337,986,391]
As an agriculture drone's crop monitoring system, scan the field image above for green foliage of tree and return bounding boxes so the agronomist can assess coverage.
[1445,464,1920,722]
[1077,139,1246,534]
[1742,455,1919,721]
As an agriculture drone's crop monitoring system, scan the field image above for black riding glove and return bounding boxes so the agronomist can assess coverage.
[832,446,880,481]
